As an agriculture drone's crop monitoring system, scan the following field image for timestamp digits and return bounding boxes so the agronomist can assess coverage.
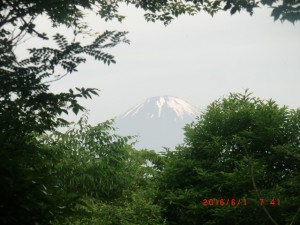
[202,198,247,207]
[202,198,281,207]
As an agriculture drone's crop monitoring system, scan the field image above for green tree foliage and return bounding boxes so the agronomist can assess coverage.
[1,0,299,33]
[158,91,300,225]
[0,27,128,223]
[0,113,164,224]
[0,30,129,136]
[41,116,164,225]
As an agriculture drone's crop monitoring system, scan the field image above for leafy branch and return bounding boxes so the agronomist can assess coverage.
[0,30,128,135]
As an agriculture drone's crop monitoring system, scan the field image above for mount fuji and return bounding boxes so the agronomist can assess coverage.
[115,96,199,151]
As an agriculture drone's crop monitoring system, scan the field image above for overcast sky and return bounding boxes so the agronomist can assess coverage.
[18,4,300,125]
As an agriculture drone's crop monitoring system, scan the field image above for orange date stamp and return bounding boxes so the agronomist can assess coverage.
[202,198,280,207]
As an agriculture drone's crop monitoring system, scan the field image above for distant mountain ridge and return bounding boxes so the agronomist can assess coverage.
[115,96,199,151]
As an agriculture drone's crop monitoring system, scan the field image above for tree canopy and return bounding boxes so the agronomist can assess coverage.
[157,91,300,225]
[1,0,300,36]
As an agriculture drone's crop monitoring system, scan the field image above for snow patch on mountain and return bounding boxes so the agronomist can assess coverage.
[157,97,165,117]
[165,96,197,118]
[121,102,144,118]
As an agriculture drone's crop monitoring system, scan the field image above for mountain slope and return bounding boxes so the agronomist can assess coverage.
[115,96,199,151]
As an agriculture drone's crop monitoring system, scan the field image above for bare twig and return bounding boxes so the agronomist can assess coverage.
[11,22,29,47]
[0,8,13,28]
[18,16,48,40]
[5,0,49,40]
[290,205,300,225]
[42,72,69,84]
[240,140,279,225]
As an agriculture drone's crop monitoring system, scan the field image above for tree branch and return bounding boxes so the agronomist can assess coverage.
[240,140,279,225]
[5,0,49,40]
[18,16,48,40]
[290,205,300,225]
[10,20,31,47]
[0,9,13,28]
[42,72,69,84]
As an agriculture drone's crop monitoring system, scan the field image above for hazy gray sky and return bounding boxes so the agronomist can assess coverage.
[18,5,300,125]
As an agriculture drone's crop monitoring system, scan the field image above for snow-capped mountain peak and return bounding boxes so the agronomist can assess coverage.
[116,96,199,151]
[120,96,199,120]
